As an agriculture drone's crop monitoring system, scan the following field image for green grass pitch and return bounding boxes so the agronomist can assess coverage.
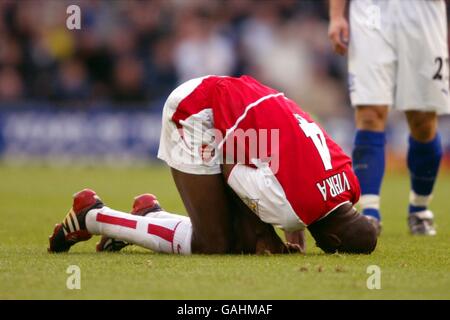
[0,164,449,299]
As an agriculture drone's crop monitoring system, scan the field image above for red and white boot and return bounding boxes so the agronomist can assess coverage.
[48,189,104,253]
[95,194,162,252]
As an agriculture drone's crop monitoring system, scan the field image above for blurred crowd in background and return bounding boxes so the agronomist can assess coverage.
[0,0,347,118]
[0,0,449,163]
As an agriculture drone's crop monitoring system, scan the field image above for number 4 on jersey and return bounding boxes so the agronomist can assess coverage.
[294,114,332,171]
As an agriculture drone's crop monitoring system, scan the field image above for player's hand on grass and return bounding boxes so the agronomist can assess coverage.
[254,231,304,255]
[284,230,306,254]
[328,16,349,55]
[284,242,305,254]
[255,240,304,255]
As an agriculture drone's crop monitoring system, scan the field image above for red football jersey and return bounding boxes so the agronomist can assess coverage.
[171,75,360,225]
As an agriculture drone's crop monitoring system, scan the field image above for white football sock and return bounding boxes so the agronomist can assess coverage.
[359,194,380,210]
[85,207,192,254]
[146,210,190,221]
[409,190,433,208]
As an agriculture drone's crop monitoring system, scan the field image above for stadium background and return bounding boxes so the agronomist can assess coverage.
[0,0,449,167]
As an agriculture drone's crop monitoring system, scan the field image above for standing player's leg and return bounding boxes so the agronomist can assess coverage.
[394,0,449,235]
[352,105,388,232]
[347,0,397,235]
[405,111,442,235]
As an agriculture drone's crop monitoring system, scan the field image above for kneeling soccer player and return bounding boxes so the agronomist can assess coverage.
[48,75,377,255]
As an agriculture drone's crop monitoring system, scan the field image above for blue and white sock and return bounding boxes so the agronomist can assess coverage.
[352,130,386,221]
[407,134,443,215]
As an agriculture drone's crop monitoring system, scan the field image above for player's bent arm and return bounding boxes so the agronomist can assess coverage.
[328,0,349,56]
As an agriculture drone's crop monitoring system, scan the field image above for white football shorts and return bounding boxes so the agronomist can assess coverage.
[348,0,450,114]
[157,77,222,175]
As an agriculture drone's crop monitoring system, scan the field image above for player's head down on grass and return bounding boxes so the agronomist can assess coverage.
[308,204,377,254]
